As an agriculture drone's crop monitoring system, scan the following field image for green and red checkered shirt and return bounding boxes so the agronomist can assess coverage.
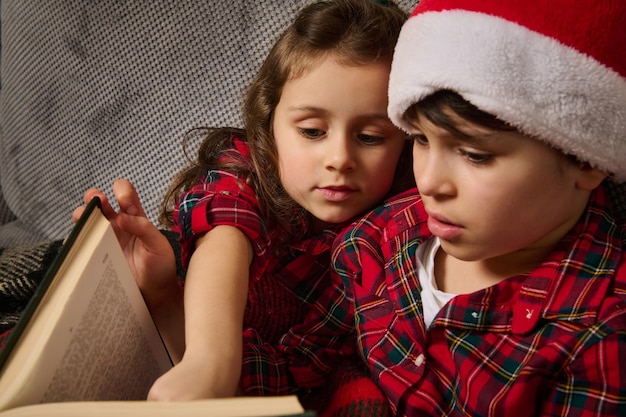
[174,138,356,396]
[332,186,626,416]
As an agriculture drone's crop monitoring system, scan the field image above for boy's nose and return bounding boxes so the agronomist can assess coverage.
[415,152,455,198]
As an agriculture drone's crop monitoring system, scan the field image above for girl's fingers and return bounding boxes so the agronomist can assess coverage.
[71,206,85,223]
[113,179,147,218]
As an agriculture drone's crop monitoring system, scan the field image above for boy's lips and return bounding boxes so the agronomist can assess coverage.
[317,185,356,202]
[426,211,463,240]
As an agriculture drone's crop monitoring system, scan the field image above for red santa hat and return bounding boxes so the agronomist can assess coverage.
[388,0,626,181]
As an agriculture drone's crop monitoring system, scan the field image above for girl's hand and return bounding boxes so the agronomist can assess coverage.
[72,179,185,360]
[72,179,177,299]
[147,351,240,400]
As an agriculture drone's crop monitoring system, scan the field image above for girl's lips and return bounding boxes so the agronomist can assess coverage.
[317,186,355,202]
[427,213,463,240]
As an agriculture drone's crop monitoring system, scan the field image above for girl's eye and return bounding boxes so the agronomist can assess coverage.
[459,149,493,165]
[298,128,325,139]
[357,133,385,145]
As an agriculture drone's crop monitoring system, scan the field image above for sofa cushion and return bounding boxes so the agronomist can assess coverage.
[0,0,306,245]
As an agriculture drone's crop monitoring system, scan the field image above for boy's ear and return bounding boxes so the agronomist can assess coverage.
[575,163,608,191]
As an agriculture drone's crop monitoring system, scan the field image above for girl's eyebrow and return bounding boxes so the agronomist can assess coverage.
[288,105,323,112]
[287,105,390,121]
[364,113,395,122]
[287,105,329,115]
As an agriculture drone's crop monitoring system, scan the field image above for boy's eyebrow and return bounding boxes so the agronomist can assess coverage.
[455,131,501,145]
[416,121,502,145]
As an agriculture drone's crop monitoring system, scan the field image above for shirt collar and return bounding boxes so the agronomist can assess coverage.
[289,228,340,255]
[512,185,624,334]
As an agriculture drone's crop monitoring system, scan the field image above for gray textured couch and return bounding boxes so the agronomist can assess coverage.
[2,0,294,246]
[0,0,415,248]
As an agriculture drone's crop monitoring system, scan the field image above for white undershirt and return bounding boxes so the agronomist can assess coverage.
[416,237,457,327]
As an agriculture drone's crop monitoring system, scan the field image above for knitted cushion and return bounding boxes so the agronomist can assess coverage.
[0,1,305,246]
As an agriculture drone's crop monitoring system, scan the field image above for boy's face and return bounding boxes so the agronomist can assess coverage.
[408,109,593,269]
[272,57,406,227]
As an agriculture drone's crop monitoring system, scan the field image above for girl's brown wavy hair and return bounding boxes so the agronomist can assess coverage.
[160,0,413,241]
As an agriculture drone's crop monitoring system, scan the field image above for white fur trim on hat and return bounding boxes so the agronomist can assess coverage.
[388,10,626,181]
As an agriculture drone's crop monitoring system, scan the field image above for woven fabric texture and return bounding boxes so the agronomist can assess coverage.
[0,1,306,246]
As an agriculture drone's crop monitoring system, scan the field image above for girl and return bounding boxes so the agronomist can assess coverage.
[76,0,413,412]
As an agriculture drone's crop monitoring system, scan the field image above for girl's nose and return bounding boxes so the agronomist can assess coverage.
[325,133,356,172]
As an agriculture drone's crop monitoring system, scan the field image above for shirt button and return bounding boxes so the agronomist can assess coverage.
[414,353,425,367]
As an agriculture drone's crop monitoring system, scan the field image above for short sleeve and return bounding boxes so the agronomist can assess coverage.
[174,167,268,269]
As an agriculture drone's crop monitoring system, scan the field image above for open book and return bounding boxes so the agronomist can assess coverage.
[0,198,312,417]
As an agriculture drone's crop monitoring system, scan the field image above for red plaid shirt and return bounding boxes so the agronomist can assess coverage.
[332,186,626,416]
[174,138,355,395]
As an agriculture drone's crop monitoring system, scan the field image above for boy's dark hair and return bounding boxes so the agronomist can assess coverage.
[160,0,412,240]
[404,89,515,137]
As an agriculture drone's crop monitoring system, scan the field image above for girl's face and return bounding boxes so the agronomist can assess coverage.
[272,57,406,227]
[408,110,594,273]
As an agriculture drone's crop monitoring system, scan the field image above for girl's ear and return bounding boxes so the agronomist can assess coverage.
[575,163,608,191]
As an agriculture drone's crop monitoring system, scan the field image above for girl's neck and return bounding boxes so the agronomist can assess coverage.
[311,218,337,235]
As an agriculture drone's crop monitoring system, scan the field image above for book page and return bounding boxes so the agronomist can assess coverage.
[0,396,309,417]
[41,249,170,402]
[0,207,172,411]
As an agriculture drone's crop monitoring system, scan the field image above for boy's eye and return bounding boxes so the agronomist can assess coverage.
[298,128,325,139]
[408,134,428,146]
[357,133,385,145]
[459,149,493,165]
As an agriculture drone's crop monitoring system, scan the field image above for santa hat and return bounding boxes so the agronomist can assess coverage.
[388,0,626,181]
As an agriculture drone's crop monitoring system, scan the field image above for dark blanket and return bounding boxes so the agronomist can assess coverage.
[0,239,63,347]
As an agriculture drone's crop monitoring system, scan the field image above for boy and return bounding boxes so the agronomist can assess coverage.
[332,0,626,415]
